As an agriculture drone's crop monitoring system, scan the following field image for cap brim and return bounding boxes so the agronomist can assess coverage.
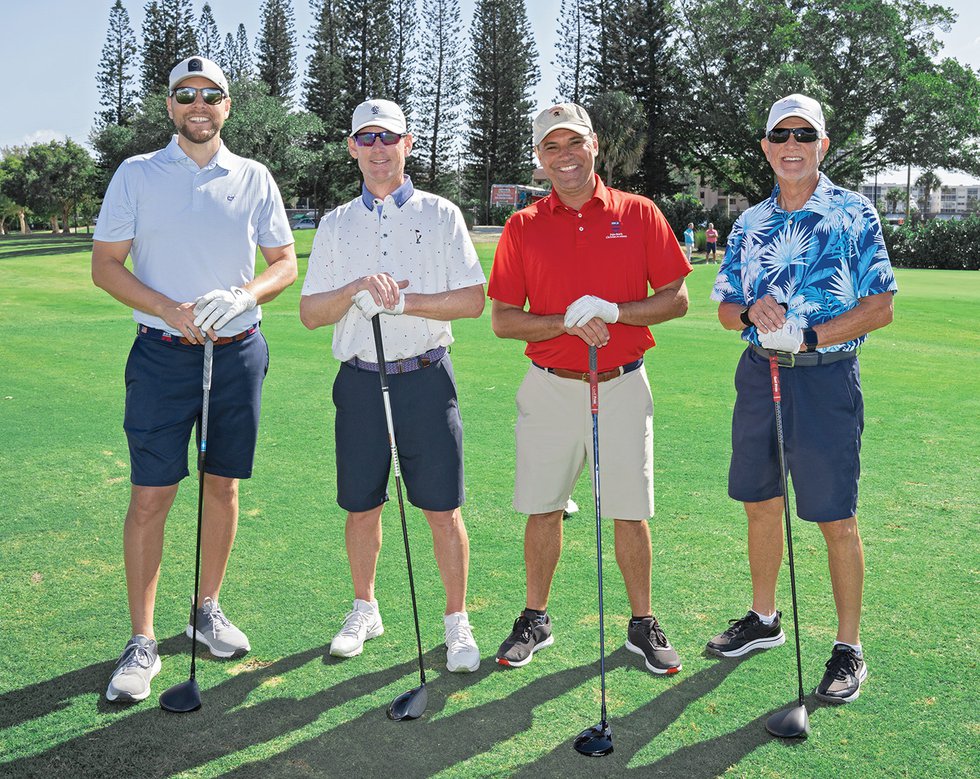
[351,120,407,136]
[767,112,824,135]
[535,123,592,146]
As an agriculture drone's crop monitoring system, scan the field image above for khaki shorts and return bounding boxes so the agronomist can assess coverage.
[513,364,654,520]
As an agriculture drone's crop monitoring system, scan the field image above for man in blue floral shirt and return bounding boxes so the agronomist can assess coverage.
[707,94,897,704]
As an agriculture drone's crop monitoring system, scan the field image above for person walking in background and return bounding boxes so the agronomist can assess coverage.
[92,56,297,703]
[300,99,486,673]
[707,93,896,704]
[683,222,696,263]
[705,223,719,263]
[488,103,691,676]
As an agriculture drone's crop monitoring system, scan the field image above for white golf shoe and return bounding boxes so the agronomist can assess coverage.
[445,611,480,672]
[106,635,161,702]
[330,599,384,658]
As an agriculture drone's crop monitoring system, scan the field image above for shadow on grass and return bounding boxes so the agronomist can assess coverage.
[0,234,92,259]
[1,640,807,778]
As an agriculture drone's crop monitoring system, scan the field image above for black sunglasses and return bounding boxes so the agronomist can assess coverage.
[353,131,405,147]
[766,127,820,144]
[171,86,226,105]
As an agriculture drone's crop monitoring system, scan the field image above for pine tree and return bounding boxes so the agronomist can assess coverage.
[139,0,198,96]
[342,0,396,102]
[224,23,254,81]
[196,3,222,61]
[96,0,138,127]
[304,0,351,136]
[389,0,417,107]
[256,0,297,101]
[553,0,595,104]
[415,0,465,196]
[465,0,540,221]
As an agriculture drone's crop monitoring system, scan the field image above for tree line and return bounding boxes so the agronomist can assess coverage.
[2,0,979,236]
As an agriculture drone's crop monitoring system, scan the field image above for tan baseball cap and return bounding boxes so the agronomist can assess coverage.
[169,56,229,95]
[533,103,594,146]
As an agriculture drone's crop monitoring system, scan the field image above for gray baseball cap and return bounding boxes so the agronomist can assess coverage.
[169,56,229,95]
[766,94,826,135]
[533,103,594,146]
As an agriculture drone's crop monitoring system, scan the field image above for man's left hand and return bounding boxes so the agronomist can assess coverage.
[193,286,257,332]
[564,295,619,329]
[759,320,803,353]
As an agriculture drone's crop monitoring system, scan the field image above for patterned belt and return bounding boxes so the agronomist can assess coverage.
[346,346,446,373]
[533,358,643,383]
[138,324,257,346]
[750,343,856,367]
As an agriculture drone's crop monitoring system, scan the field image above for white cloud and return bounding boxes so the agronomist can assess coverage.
[1,129,67,150]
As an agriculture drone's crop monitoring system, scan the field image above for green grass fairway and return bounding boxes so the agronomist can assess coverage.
[0,231,977,778]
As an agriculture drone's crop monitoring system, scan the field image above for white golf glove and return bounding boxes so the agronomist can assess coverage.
[351,289,405,320]
[563,295,619,329]
[193,286,257,331]
[759,320,803,353]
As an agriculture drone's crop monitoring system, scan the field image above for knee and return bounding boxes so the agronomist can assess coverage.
[821,517,860,546]
[203,474,238,504]
[127,486,177,529]
[425,508,464,534]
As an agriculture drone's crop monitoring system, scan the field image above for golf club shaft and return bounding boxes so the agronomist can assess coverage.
[189,339,214,681]
[371,315,426,686]
[768,354,805,708]
[589,345,608,725]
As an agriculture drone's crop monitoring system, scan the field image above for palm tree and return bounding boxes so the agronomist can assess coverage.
[588,91,646,188]
[885,187,905,215]
[915,170,942,219]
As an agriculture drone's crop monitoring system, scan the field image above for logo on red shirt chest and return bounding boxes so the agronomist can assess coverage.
[606,220,628,239]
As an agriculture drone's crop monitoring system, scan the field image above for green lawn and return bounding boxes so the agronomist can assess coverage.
[0,231,976,778]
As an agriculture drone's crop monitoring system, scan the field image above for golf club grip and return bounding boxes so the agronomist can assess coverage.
[201,340,214,450]
[589,345,598,415]
[768,353,781,402]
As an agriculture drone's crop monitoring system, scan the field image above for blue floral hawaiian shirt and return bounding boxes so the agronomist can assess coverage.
[711,173,898,352]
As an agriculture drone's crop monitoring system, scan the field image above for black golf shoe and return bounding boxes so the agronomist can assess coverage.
[495,612,554,667]
[815,644,867,703]
[625,616,681,674]
[706,610,786,657]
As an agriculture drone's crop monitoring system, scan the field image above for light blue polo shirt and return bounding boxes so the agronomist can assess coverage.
[94,136,293,336]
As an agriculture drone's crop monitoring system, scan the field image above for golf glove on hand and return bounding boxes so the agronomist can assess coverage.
[564,295,619,329]
[351,289,405,320]
[193,286,257,331]
[759,320,803,353]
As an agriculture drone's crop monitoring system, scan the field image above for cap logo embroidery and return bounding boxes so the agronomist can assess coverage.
[372,106,381,115]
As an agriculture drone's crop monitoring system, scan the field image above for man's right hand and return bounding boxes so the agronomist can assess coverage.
[351,289,405,319]
[161,301,206,344]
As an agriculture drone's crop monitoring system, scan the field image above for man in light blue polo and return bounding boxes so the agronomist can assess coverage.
[300,99,486,673]
[92,56,297,703]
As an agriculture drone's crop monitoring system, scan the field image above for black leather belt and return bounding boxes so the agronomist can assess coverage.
[750,343,855,367]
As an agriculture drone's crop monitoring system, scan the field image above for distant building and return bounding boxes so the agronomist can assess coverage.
[860,181,980,220]
[697,177,751,216]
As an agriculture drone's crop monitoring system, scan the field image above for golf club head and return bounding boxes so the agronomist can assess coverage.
[573,721,614,756]
[387,683,427,721]
[765,704,810,739]
[159,678,202,713]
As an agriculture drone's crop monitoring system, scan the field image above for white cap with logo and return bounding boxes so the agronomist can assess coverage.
[533,103,594,146]
[169,56,229,95]
[350,99,408,136]
[766,94,826,136]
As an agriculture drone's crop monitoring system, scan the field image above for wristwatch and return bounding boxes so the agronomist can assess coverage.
[802,328,818,351]
[739,308,753,327]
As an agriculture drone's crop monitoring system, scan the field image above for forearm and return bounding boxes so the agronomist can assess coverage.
[491,303,567,343]
[247,247,298,304]
[403,284,485,321]
[616,282,689,326]
[92,254,177,317]
[812,292,894,348]
[300,279,360,329]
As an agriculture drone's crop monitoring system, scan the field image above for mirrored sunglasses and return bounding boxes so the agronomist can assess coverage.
[172,86,226,105]
[353,131,405,146]
[766,127,820,144]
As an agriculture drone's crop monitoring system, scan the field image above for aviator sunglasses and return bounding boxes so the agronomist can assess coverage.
[353,131,406,146]
[766,127,820,144]
[171,86,226,105]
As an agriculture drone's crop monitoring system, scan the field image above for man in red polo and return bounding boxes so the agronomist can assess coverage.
[488,103,692,674]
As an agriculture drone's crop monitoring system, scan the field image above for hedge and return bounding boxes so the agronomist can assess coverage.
[882,216,980,270]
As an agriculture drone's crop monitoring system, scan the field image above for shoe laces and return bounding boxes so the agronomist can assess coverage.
[647,617,668,647]
[201,598,232,633]
[825,647,860,680]
[722,613,758,638]
[338,608,374,638]
[446,620,476,653]
[118,640,154,671]
[512,615,534,643]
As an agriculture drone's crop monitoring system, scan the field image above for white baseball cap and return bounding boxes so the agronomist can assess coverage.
[350,99,408,136]
[766,94,826,135]
[169,56,229,95]
[533,103,594,146]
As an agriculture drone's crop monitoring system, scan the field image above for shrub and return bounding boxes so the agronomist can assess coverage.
[883,217,980,270]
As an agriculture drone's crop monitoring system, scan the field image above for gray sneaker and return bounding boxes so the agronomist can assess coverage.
[187,596,251,658]
[106,635,161,702]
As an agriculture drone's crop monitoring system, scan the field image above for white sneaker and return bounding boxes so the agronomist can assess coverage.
[106,635,161,702]
[330,599,384,658]
[445,612,480,672]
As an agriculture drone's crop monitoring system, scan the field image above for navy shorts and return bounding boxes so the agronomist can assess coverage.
[333,354,465,513]
[728,347,864,522]
[124,329,269,486]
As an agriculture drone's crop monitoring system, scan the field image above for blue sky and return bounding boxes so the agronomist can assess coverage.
[1,0,978,183]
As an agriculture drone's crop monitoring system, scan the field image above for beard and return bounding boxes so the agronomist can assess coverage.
[176,115,221,145]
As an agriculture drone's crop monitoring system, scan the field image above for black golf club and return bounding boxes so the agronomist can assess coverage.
[764,353,810,739]
[574,345,614,757]
[159,337,214,714]
[371,315,428,722]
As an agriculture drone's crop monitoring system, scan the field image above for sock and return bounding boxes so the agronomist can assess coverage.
[630,615,653,626]
[523,607,547,623]
[834,640,863,658]
[751,609,777,625]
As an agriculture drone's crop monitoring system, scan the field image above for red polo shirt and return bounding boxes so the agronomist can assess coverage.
[488,176,691,371]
